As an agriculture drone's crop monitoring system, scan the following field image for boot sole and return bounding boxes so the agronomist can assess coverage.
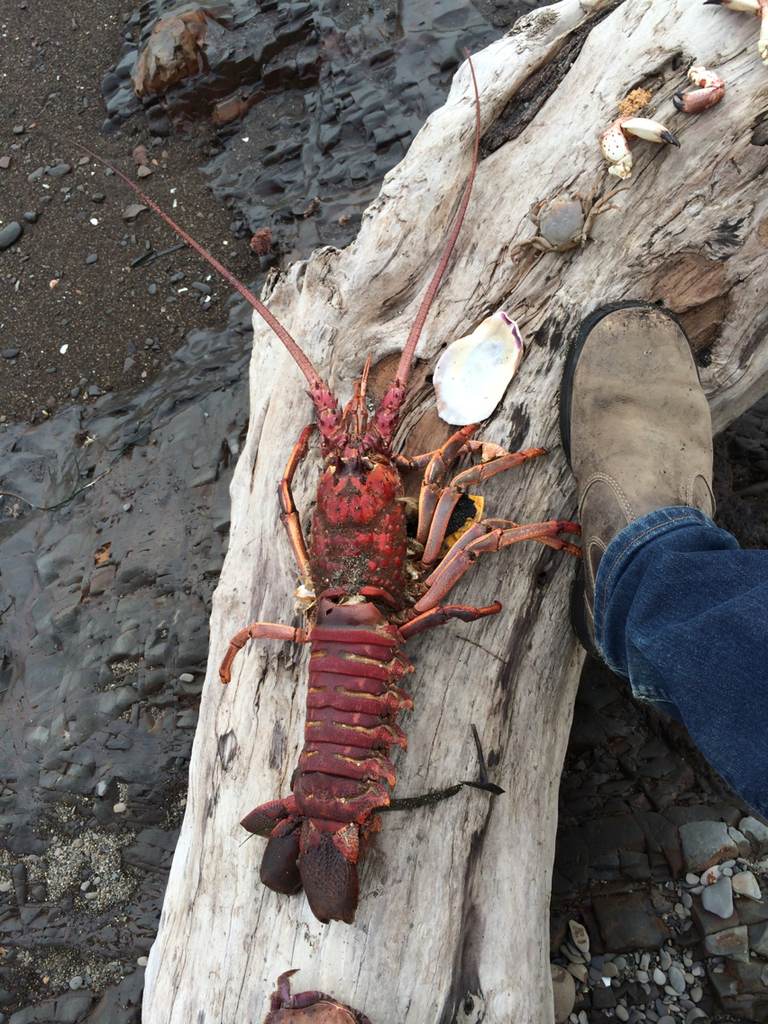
[559,301,689,657]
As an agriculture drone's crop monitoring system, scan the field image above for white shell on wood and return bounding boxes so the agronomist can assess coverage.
[433,311,523,424]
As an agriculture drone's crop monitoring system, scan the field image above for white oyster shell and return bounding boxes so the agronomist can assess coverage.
[433,311,524,425]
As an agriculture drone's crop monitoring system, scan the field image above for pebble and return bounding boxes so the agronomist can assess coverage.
[732,869,762,900]
[112,802,127,813]
[568,920,590,954]
[69,976,83,990]
[566,963,587,983]
[653,968,666,986]
[659,949,671,970]
[685,1011,707,1023]
[23,211,38,223]
[3,348,20,359]
[667,965,685,994]
[179,672,195,683]
[701,874,734,918]
[137,165,153,178]
[0,222,22,250]
[740,816,768,852]
[616,1006,629,1021]
[700,864,720,886]
[0,155,11,169]
[137,956,148,967]
[85,252,98,264]
[47,162,72,176]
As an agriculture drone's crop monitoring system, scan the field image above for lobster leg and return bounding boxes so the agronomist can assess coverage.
[413,517,582,613]
[399,601,501,640]
[420,446,548,564]
[278,423,315,577]
[219,623,309,683]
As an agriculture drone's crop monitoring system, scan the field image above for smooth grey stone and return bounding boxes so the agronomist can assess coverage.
[85,252,98,264]
[3,348,19,359]
[0,222,22,249]
[702,875,734,919]
[668,964,686,994]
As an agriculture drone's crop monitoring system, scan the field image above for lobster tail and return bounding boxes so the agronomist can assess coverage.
[299,822,360,925]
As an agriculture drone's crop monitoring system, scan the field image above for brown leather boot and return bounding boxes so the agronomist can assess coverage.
[560,303,715,651]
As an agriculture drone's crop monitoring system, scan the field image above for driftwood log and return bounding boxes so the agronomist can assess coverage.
[143,0,768,1020]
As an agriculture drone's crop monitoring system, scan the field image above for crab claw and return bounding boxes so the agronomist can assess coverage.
[704,0,768,65]
[673,66,725,113]
[600,116,680,179]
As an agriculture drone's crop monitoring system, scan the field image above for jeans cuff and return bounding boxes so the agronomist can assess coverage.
[593,506,720,706]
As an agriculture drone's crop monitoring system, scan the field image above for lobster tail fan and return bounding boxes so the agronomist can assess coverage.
[241,799,290,837]
[260,830,303,895]
[299,827,360,924]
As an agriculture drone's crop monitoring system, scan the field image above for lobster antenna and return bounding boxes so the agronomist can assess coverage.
[393,49,481,388]
[70,141,323,388]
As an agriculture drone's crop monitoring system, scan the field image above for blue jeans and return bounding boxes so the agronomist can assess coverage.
[593,506,768,819]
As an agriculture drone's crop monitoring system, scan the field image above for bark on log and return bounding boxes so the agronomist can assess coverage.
[144,0,768,1020]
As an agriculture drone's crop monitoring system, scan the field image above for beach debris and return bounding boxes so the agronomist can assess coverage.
[601,116,680,179]
[673,65,725,113]
[433,311,523,425]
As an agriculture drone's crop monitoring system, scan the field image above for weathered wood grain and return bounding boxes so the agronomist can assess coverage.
[144,0,768,1020]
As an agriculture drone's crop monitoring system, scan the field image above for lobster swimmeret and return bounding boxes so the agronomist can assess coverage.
[75,54,581,925]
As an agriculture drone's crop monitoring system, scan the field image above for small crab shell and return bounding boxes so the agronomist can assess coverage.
[433,311,524,425]
[538,196,585,249]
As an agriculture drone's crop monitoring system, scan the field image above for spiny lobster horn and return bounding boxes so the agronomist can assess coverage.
[72,49,481,457]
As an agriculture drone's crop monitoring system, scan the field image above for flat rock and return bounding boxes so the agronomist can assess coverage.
[691,894,741,936]
[592,892,668,952]
[679,819,739,872]
[703,924,750,962]
[748,921,768,957]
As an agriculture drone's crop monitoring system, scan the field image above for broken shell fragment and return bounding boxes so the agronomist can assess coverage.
[433,311,523,425]
[600,116,680,179]
[673,66,725,113]
[704,0,768,66]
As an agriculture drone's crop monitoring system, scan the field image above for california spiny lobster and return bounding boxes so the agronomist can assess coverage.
[76,53,581,925]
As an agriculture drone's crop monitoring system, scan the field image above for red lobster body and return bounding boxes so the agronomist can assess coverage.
[77,53,582,927]
[244,599,413,923]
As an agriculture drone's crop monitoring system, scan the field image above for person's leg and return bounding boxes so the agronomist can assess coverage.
[594,505,768,815]
[561,302,768,815]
